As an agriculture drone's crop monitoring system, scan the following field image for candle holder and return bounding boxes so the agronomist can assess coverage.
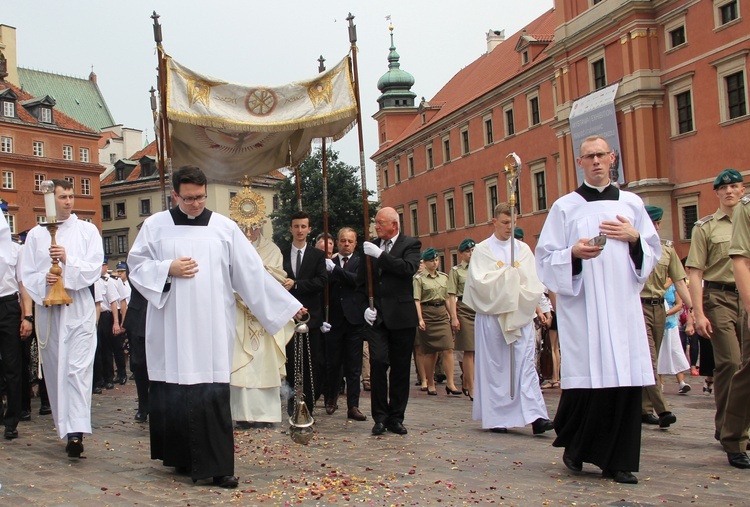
[41,221,72,306]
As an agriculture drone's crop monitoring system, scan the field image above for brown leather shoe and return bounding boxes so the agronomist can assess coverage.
[362,381,371,392]
[325,403,337,415]
[347,407,367,421]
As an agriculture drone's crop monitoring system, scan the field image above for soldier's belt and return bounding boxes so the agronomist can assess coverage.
[640,296,665,306]
[705,281,738,293]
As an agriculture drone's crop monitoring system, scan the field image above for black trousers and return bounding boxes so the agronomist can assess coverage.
[129,333,149,413]
[285,328,324,416]
[364,324,416,425]
[95,311,115,385]
[0,296,22,429]
[325,320,364,409]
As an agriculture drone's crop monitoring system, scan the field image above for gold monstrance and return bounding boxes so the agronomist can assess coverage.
[40,180,72,306]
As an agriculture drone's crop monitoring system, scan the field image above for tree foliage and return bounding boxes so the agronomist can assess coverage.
[271,147,379,251]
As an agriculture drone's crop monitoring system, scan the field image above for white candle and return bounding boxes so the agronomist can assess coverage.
[40,180,56,222]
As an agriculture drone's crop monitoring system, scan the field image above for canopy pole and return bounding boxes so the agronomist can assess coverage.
[290,142,303,211]
[318,55,331,322]
[152,11,173,211]
[347,12,374,309]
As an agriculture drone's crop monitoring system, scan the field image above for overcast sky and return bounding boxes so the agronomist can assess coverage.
[3,0,553,190]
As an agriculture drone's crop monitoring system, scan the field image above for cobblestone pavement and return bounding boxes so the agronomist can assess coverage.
[1,375,749,506]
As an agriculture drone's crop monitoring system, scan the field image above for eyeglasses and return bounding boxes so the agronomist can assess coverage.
[580,151,610,161]
[178,194,207,204]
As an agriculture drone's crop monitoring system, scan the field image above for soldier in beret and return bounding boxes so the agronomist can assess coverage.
[448,239,476,399]
[687,169,748,455]
[639,205,695,429]
[514,228,524,240]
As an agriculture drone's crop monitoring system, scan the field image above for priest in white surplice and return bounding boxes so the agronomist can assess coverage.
[20,179,103,458]
[463,203,553,435]
[535,135,660,485]
[128,166,303,489]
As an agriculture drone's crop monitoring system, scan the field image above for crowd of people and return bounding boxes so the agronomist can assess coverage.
[2,135,750,490]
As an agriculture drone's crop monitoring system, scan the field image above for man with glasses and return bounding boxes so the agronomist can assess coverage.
[128,166,303,488]
[536,135,661,484]
[686,169,748,457]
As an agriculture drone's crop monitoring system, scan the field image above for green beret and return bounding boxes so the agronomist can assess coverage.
[714,169,743,189]
[514,227,524,239]
[645,205,663,222]
[421,247,439,261]
[458,238,475,252]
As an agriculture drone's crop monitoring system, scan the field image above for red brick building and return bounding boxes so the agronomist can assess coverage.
[372,0,748,265]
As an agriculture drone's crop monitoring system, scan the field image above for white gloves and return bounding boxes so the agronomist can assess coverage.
[325,258,336,272]
[364,307,377,326]
[320,321,331,333]
[363,241,382,258]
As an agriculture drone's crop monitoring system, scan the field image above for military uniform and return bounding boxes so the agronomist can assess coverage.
[414,270,453,353]
[723,195,750,459]
[687,207,744,435]
[448,261,475,352]
[640,238,687,420]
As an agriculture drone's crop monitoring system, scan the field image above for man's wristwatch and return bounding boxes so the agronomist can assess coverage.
[23,315,34,323]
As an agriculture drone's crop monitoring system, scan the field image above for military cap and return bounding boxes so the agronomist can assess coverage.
[645,205,663,222]
[714,169,743,189]
[102,257,108,265]
[514,227,524,240]
[421,247,439,261]
[116,262,127,271]
[458,238,475,252]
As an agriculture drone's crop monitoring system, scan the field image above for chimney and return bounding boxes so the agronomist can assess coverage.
[89,70,97,84]
[486,29,505,53]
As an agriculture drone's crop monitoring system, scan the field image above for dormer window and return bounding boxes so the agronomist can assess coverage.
[2,101,14,118]
[39,107,53,124]
[522,51,529,65]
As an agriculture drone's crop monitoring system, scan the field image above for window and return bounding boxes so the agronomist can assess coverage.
[34,173,45,191]
[504,105,515,137]
[40,107,52,123]
[439,254,445,272]
[1,136,11,153]
[426,145,434,170]
[429,198,438,233]
[443,136,451,163]
[140,198,152,216]
[531,163,548,211]
[79,147,90,163]
[383,167,389,188]
[2,170,13,189]
[102,203,112,221]
[410,205,419,236]
[33,141,44,157]
[103,237,113,256]
[461,127,470,155]
[464,190,475,226]
[664,14,688,51]
[63,145,73,160]
[110,153,117,164]
[4,213,15,234]
[522,50,529,65]
[487,182,498,218]
[528,94,541,126]
[117,235,128,254]
[678,196,699,240]
[713,52,749,123]
[395,161,401,183]
[64,177,75,192]
[36,215,47,225]
[116,202,126,218]
[451,251,458,268]
[592,59,607,90]
[676,91,694,134]
[484,116,494,145]
[715,0,739,26]
[81,178,91,196]
[670,26,686,48]
[2,101,15,117]
[398,210,405,233]
[407,156,414,178]
[445,195,456,229]
[727,72,747,119]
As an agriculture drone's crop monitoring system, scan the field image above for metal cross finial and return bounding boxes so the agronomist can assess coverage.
[149,86,157,112]
[151,11,162,44]
[347,13,357,44]
[318,55,326,73]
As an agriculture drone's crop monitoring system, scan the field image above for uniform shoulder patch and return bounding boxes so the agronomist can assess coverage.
[741,195,750,205]
[451,265,460,271]
[413,272,423,280]
[661,238,673,247]
[438,271,448,277]
[694,215,714,227]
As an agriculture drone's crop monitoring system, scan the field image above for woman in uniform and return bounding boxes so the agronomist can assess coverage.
[448,239,476,399]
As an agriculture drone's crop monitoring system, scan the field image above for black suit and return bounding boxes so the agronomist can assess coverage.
[123,284,149,414]
[325,254,365,410]
[356,234,421,426]
[282,245,328,414]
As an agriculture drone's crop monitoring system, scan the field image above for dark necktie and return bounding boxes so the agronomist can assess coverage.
[342,256,349,268]
[384,239,392,254]
[295,249,302,277]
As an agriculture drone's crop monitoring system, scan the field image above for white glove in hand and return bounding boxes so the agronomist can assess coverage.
[363,241,383,258]
[364,307,377,326]
[325,258,336,272]
[320,321,332,333]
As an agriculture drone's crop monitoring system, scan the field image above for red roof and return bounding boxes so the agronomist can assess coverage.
[98,130,120,148]
[373,9,557,156]
[0,81,96,134]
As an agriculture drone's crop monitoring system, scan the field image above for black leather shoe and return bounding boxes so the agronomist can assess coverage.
[532,418,554,435]
[20,410,31,422]
[105,382,114,390]
[372,422,386,435]
[490,427,508,434]
[658,411,676,428]
[641,414,659,425]
[117,376,127,385]
[39,405,52,415]
[387,422,408,435]
[602,469,638,484]
[134,411,148,423]
[434,374,447,384]
[66,436,84,458]
[728,452,750,469]
[562,450,582,472]
[92,385,103,394]
[213,475,239,488]
[4,427,18,440]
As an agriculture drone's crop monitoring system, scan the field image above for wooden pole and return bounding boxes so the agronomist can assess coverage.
[151,12,172,211]
[319,55,331,322]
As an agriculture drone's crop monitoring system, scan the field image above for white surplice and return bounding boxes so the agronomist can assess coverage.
[230,233,294,423]
[20,215,103,438]
[464,235,548,429]
[127,210,301,385]
[535,191,661,389]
